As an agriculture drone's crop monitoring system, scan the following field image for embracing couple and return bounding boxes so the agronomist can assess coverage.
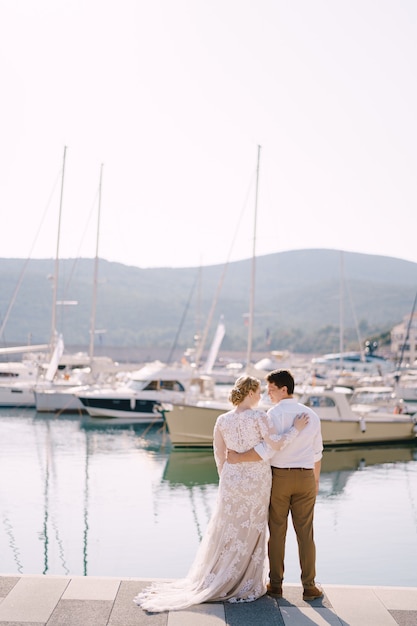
[135,369,324,613]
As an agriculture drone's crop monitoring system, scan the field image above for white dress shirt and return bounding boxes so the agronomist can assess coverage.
[254,398,323,468]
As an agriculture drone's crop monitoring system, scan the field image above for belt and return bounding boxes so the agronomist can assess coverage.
[272,467,312,471]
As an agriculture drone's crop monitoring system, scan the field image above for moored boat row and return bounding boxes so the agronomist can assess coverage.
[2,345,417,447]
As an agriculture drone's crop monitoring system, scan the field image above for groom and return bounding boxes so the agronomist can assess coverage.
[227,369,323,601]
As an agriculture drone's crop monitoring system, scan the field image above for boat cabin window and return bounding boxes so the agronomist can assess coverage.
[130,379,186,392]
[304,395,336,408]
[143,380,159,390]
[160,380,185,392]
[351,390,393,404]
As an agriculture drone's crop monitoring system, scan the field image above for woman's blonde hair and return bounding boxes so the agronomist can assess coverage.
[229,375,261,406]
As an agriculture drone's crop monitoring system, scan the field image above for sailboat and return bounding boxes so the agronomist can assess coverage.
[34,164,134,413]
[163,146,263,445]
[27,148,95,411]
[34,162,104,413]
[0,148,69,407]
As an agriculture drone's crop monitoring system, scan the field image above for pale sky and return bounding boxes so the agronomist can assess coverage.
[1,0,416,269]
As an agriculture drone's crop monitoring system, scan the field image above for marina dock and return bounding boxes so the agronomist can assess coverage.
[0,575,416,625]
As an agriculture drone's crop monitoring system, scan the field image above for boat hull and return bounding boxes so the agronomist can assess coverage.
[164,403,417,447]
[164,404,224,447]
[35,389,85,413]
[321,416,417,446]
[77,396,165,422]
[0,385,35,407]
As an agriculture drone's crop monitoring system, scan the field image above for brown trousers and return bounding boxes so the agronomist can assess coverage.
[268,467,317,588]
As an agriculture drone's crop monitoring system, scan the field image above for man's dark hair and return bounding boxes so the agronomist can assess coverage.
[266,369,295,395]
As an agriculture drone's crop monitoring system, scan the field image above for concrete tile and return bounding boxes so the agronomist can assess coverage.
[0,576,69,622]
[280,606,343,625]
[0,577,19,599]
[323,585,398,626]
[62,576,120,601]
[167,603,225,626]
[0,577,415,626]
[109,580,168,626]
[281,606,342,626]
[373,586,417,610]
[47,599,112,626]
[0,623,43,626]
[389,610,417,626]
[225,594,285,625]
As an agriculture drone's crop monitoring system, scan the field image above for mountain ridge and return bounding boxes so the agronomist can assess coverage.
[1,249,416,357]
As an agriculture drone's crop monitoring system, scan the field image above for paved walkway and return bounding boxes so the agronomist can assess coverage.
[0,575,416,625]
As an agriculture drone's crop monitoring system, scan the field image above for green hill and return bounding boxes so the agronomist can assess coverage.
[1,249,416,357]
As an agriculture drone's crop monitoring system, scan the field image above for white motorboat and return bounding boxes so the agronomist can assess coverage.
[0,341,63,407]
[0,341,124,411]
[308,349,396,390]
[299,386,417,445]
[34,356,143,413]
[163,386,417,447]
[390,369,417,403]
[34,383,89,413]
[348,385,410,414]
[0,380,37,407]
[75,360,214,423]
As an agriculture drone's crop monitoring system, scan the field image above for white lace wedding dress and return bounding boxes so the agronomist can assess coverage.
[134,408,300,612]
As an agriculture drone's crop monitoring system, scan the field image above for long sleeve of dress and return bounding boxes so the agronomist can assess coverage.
[258,413,300,451]
[213,420,227,475]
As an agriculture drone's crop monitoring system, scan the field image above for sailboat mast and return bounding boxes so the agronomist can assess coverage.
[50,146,67,351]
[245,145,261,370]
[339,250,344,370]
[89,163,103,361]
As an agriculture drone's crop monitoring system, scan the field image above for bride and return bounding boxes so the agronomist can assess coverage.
[134,375,308,612]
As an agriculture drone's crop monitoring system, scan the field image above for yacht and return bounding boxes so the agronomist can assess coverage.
[75,360,214,423]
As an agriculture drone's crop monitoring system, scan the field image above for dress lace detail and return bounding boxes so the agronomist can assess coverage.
[134,408,300,613]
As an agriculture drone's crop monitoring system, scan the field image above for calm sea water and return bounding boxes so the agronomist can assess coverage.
[1,407,417,587]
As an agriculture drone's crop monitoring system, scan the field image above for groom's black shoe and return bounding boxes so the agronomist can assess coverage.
[266,583,282,598]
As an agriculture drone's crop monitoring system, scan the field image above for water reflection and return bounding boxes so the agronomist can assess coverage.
[320,443,417,497]
[80,420,170,576]
[83,432,89,576]
[163,450,218,486]
[80,416,170,451]
[321,444,417,473]
[2,515,23,573]
[162,443,417,489]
